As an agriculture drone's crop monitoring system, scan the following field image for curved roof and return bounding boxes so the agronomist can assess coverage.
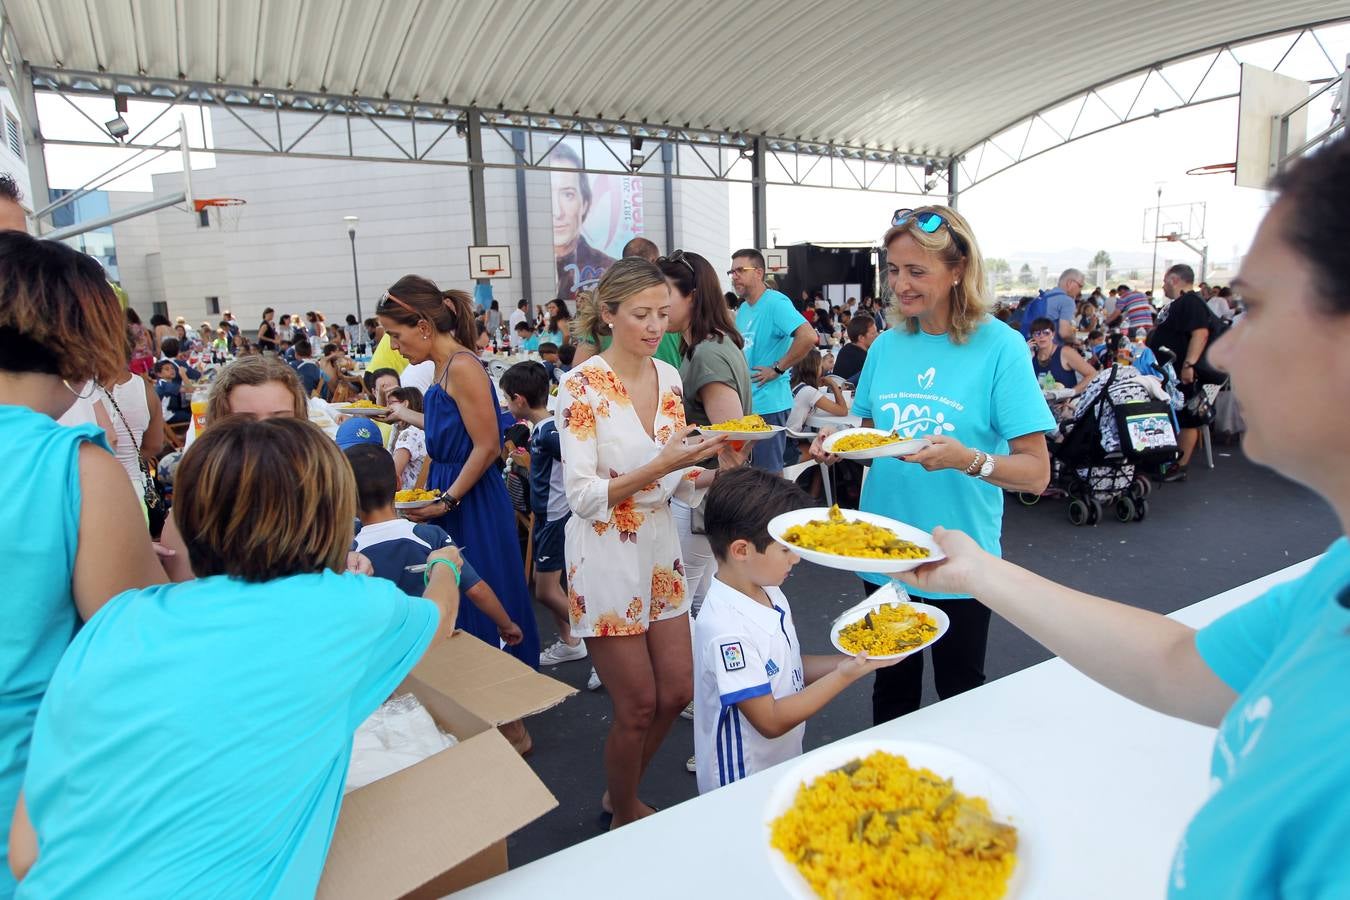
[5,0,1348,157]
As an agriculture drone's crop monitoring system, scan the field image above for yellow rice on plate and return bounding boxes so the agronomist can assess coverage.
[831,431,902,452]
[770,750,1018,900]
[705,414,772,432]
[341,399,383,409]
[837,602,939,656]
[782,505,931,560]
[395,488,440,502]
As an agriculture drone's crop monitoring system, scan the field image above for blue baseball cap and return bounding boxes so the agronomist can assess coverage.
[336,418,383,450]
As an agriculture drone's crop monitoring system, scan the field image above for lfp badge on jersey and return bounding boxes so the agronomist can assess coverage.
[720,642,746,672]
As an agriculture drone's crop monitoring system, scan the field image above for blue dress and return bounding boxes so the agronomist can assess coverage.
[424,358,540,667]
[0,406,105,899]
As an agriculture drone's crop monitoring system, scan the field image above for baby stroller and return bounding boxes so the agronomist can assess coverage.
[1027,361,1180,525]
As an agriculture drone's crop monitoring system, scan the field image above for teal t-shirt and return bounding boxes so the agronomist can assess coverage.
[1171,539,1350,898]
[735,289,806,414]
[851,317,1054,596]
[19,571,438,898]
[0,407,105,900]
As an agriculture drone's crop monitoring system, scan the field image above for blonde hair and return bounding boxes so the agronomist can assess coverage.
[174,416,356,581]
[206,355,308,423]
[570,257,668,346]
[883,205,989,344]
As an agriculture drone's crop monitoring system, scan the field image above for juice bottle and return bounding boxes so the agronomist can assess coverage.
[190,385,210,436]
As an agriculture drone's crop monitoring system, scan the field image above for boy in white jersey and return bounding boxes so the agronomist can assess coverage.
[693,468,898,793]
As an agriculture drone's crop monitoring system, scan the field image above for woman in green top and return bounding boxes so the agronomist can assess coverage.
[658,249,752,615]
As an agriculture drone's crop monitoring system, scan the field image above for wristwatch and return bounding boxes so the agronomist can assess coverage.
[771,362,786,375]
[442,495,461,514]
[977,454,996,480]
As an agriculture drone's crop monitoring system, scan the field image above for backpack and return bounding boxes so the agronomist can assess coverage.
[1194,304,1231,385]
[1019,292,1049,338]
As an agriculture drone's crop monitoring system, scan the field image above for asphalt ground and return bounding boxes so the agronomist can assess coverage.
[503,445,1341,867]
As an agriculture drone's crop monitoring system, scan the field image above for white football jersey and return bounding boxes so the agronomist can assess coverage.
[693,578,805,794]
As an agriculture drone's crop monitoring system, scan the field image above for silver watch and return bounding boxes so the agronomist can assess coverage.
[977,453,996,480]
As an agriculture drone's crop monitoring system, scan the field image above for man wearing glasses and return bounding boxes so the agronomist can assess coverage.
[730,249,816,472]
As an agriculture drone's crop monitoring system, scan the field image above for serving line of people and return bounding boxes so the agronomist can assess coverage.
[2,136,1348,899]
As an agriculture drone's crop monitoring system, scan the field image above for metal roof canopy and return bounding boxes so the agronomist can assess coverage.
[4,0,1349,245]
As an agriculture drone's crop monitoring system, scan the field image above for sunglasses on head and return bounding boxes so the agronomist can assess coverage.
[658,248,695,277]
[892,208,948,233]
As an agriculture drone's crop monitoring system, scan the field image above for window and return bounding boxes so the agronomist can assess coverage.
[5,114,21,160]
[205,296,220,315]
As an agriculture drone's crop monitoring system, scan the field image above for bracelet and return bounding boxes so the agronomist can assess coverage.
[963,450,984,475]
[423,557,462,587]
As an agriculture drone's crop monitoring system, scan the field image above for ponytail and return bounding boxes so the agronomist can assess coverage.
[442,289,478,349]
[571,289,610,348]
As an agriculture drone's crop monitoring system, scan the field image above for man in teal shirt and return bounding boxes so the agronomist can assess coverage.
[731,249,815,472]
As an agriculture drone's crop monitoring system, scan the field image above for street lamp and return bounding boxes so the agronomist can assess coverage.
[344,215,362,338]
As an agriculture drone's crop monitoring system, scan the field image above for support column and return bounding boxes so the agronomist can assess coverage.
[662,141,675,252]
[511,129,533,299]
[14,62,51,214]
[946,156,959,210]
[465,109,489,284]
[750,135,768,250]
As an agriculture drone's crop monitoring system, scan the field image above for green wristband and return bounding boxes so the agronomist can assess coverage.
[423,557,462,587]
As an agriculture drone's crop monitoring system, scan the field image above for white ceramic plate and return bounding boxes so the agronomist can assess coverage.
[828,584,950,660]
[394,497,440,510]
[695,424,787,442]
[334,404,389,417]
[822,427,929,461]
[764,739,1034,900]
[768,507,944,574]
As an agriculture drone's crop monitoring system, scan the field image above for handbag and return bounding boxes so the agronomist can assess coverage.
[1179,383,1216,428]
[102,384,167,529]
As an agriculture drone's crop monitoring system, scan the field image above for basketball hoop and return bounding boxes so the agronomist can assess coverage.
[193,197,246,231]
[1165,233,1180,243]
[483,268,502,278]
[1185,162,1236,177]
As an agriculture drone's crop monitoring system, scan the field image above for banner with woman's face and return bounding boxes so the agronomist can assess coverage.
[551,139,644,302]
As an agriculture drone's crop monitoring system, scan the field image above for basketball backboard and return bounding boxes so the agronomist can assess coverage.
[1142,201,1206,243]
[468,245,512,279]
[1235,64,1309,189]
[762,248,788,272]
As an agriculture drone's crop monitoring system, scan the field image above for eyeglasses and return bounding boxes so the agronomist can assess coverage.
[659,249,695,277]
[727,265,761,276]
[1032,328,1054,337]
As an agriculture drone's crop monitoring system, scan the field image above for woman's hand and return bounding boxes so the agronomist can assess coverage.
[808,426,840,464]
[654,426,727,474]
[404,499,452,523]
[891,527,989,597]
[902,434,975,473]
[715,441,748,470]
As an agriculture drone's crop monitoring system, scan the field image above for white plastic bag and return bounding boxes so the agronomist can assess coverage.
[345,693,457,793]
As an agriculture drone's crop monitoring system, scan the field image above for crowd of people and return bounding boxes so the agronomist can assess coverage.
[2,134,1348,897]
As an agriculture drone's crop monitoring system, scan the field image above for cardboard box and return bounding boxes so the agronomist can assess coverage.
[319,632,576,899]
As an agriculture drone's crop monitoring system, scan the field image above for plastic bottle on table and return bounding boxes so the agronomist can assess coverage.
[190,384,210,437]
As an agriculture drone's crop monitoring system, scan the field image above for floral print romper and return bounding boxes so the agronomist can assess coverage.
[556,356,708,638]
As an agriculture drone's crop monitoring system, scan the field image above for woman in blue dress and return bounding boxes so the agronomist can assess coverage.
[0,232,166,896]
[378,276,541,681]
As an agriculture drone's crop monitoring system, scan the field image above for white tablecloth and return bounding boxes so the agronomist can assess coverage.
[458,558,1318,900]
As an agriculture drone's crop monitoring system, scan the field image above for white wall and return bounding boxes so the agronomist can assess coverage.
[106,190,165,309]
[122,107,725,327]
[0,87,34,211]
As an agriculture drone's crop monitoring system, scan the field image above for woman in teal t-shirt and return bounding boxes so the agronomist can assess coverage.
[0,233,168,899]
[895,139,1350,898]
[10,417,462,896]
[813,207,1054,724]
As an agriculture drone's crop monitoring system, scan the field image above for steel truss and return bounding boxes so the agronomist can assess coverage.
[954,18,1350,192]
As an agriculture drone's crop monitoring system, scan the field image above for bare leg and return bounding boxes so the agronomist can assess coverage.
[638,613,694,776]
[533,568,576,645]
[1178,427,1199,467]
[587,633,657,828]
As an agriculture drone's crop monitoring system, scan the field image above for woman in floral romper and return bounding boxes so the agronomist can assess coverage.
[557,258,734,828]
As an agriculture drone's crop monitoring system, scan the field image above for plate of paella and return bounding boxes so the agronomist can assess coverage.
[765,739,1032,899]
[394,488,441,510]
[829,584,949,661]
[822,427,929,460]
[333,399,389,417]
[696,414,786,442]
[769,505,943,574]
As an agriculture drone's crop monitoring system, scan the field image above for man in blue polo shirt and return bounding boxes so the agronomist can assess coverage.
[1021,268,1083,343]
[730,249,815,473]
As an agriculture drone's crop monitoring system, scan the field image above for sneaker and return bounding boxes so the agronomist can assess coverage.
[685,755,697,773]
[679,700,695,720]
[539,639,588,665]
[586,667,602,691]
[1161,464,1189,483]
